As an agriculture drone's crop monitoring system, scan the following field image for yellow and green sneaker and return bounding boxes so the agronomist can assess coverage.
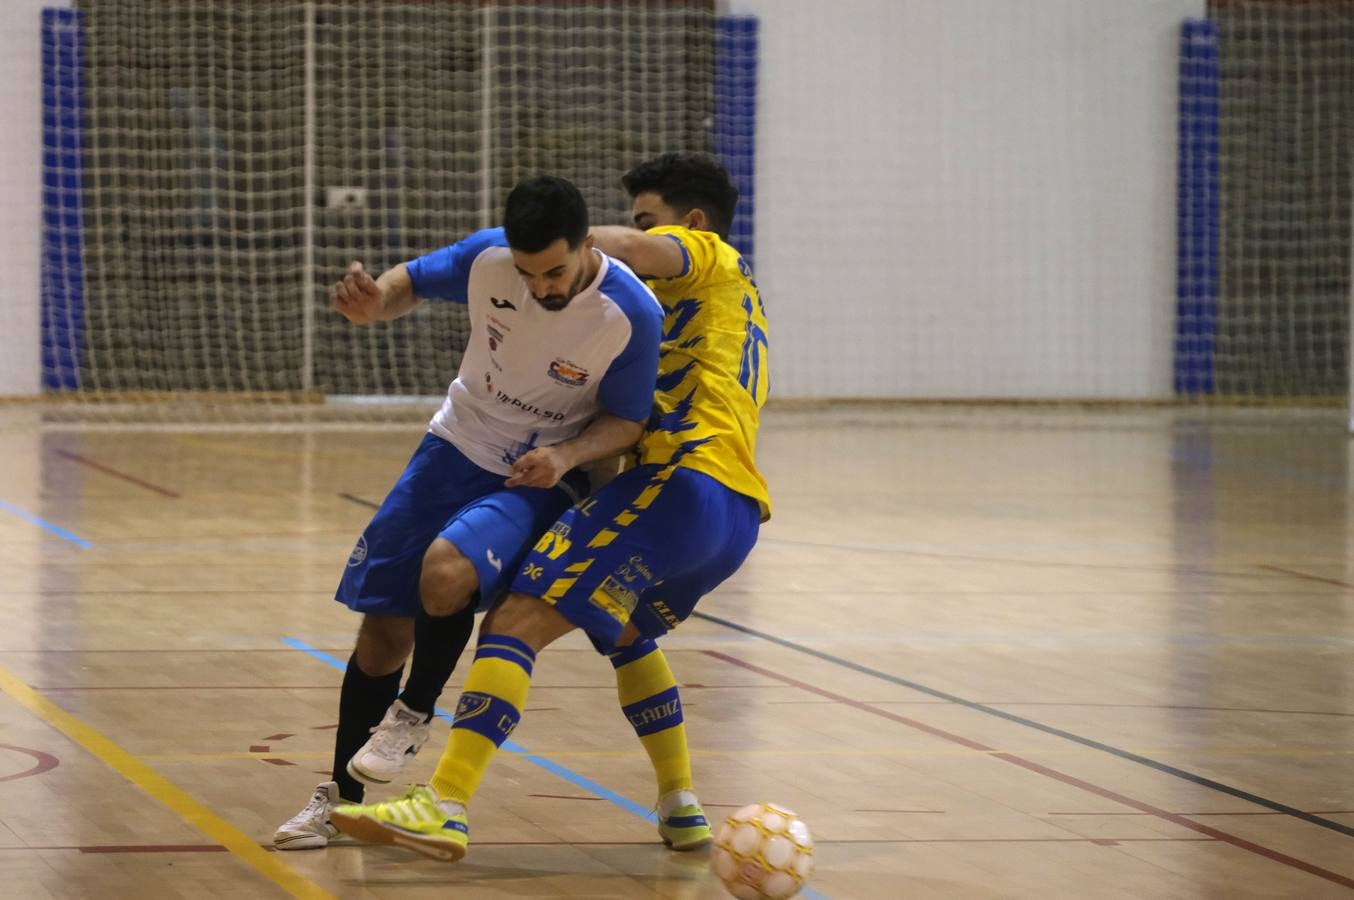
[657,793,712,851]
[330,784,469,862]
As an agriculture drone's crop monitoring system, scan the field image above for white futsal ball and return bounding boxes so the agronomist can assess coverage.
[710,802,815,899]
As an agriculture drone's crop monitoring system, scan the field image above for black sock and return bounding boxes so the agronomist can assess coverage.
[398,605,476,720]
[332,653,403,802]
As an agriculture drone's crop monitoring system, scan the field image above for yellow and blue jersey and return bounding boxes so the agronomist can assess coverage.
[637,225,771,519]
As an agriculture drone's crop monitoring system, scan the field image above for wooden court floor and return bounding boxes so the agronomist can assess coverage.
[1,403,1352,899]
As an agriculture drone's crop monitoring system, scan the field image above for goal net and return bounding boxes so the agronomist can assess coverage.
[1178,2,1354,405]
[43,1,718,422]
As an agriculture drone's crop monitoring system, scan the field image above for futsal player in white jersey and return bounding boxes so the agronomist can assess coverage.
[275,175,666,849]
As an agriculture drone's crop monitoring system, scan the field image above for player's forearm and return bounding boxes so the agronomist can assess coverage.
[374,264,421,320]
[591,226,686,279]
[551,413,645,470]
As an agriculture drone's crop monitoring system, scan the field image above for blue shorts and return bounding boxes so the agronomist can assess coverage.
[337,432,582,617]
[508,464,761,652]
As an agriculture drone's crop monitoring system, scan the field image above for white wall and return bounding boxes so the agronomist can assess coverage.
[730,0,1202,398]
[0,0,64,397]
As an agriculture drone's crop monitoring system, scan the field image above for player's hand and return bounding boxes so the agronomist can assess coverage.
[331,261,384,324]
[505,447,568,489]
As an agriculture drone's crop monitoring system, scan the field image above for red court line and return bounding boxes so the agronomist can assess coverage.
[964,702,1354,718]
[35,686,342,691]
[1257,564,1354,591]
[1050,810,1354,817]
[703,650,1354,891]
[0,745,59,783]
[52,449,181,498]
[81,844,231,854]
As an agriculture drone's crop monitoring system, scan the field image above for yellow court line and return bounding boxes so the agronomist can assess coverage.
[137,746,1354,763]
[0,663,334,900]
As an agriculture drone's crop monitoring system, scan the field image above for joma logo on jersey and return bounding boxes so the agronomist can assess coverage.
[548,358,590,387]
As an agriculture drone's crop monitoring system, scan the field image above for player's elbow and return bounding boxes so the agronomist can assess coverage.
[615,416,645,447]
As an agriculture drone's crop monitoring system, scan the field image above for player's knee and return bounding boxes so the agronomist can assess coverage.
[482,591,572,651]
[613,623,643,648]
[354,614,413,675]
[420,539,478,617]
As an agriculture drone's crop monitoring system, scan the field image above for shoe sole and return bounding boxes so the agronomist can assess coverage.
[330,809,466,863]
[345,758,393,786]
[273,831,334,851]
[662,834,713,852]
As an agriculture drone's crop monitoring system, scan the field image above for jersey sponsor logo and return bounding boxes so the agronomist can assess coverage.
[531,529,572,560]
[487,323,505,351]
[589,575,639,622]
[347,535,368,567]
[521,562,545,580]
[490,296,517,310]
[548,358,590,387]
[494,390,567,421]
[615,554,652,585]
[651,599,680,628]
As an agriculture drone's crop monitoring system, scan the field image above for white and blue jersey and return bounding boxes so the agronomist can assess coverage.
[407,227,663,474]
[336,230,661,617]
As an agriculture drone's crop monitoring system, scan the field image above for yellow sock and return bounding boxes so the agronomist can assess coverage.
[430,635,536,804]
[612,639,693,798]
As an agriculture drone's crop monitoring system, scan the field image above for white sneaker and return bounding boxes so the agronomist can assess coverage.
[346,699,431,785]
[274,781,348,850]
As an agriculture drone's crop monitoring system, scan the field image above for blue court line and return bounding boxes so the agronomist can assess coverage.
[0,498,92,548]
[281,636,830,899]
[280,637,657,823]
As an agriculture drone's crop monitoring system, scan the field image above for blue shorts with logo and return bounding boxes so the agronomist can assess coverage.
[337,432,582,617]
[508,463,761,652]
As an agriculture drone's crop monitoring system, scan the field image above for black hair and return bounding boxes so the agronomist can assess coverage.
[503,175,589,252]
[621,151,739,240]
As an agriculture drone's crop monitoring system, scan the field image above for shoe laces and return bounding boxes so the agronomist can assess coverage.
[393,783,429,804]
[367,715,421,756]
[297,786,332,820]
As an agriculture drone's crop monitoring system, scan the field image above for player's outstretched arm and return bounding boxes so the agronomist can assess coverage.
[505,414,645,489]
[591,226,687,280]
[330,261,422,324]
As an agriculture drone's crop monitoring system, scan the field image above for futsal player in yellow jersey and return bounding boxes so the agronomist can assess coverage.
[332,152,769,861]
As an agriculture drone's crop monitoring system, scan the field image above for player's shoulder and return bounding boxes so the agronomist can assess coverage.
[646,224,729,256]
[646,225,744,283]
[458,226,511,261]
